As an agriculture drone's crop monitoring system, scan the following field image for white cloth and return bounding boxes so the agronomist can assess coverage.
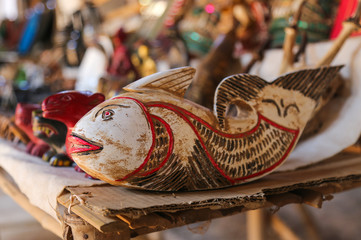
[75,47,107,92]
[0,139,104,220]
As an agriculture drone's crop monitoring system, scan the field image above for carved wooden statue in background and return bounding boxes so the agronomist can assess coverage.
[68,66,341,191]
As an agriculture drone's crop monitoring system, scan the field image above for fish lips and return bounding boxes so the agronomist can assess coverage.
[68,133,103,155]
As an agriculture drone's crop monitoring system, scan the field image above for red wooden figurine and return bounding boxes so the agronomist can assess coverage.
[15,103,50,156]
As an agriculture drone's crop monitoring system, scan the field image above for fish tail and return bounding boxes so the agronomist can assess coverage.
[273,65,343,101]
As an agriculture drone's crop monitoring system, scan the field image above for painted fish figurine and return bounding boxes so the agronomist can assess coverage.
[68,66,342,191]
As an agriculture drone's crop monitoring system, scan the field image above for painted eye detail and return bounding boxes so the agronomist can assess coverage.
[102,109,114,121]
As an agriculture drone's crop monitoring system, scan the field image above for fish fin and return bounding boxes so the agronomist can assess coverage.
[124,67,196,97]
[273,65,343,101]
[214,74,269,130]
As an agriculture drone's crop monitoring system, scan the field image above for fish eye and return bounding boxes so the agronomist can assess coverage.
[101,109,114,121]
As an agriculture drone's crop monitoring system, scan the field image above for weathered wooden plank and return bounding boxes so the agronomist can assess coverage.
[54,152,361,237]
[58,192,129,233]
[62,152,361,219]
[63,212,130,240]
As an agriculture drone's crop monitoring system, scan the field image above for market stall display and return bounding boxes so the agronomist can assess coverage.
[0,0,361,239]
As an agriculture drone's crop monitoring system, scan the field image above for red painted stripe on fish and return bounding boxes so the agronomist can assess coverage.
[147,102,299,183]
[113,97,156,181]
[140,114,174,176]
[148,102,235,184]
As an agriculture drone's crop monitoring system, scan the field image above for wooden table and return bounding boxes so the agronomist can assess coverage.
[1,151,361,240]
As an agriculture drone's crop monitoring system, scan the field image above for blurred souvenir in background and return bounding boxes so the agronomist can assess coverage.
[232,0,270,51]
[0,64,17,110]
[71,3,114,92]
[18,0,56,55]
[98,28,140,98]
[269,0,339,48]
[148,0,190,69]
[38,49,71,92]
[178,1,222,58]
[75,44,109,92]
[62,1,103,67]
[186,0,271,109]
[62,15,86,67]
[107,28,139,81]
[14,103,49,157]
[131,42,157,77]
[0,111,29,144]
[330,0,361,39]
[0,19,25,51]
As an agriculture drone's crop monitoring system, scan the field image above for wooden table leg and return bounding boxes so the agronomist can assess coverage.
[271,214,300,240]
[247,209,267,240]
[63,213,130,240]
[296,204,321,240]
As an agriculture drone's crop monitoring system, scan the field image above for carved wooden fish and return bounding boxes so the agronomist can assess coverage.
[68,66,342,191]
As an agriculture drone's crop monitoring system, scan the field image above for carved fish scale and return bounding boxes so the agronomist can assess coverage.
[69,66,342,191]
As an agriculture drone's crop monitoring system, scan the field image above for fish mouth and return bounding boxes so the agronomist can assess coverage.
[68,133,103,155]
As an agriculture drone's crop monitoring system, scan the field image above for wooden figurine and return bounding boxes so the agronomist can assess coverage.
[107,28,139,81]
[15,103,50,157]
[185,1,270,109]
[131,44,157,78]
[41,91,105,167]
[185,27,242,109]
[68,66,342,191]
[32,110,69,166]
[0,113,29,144]
[178,2,221,57]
